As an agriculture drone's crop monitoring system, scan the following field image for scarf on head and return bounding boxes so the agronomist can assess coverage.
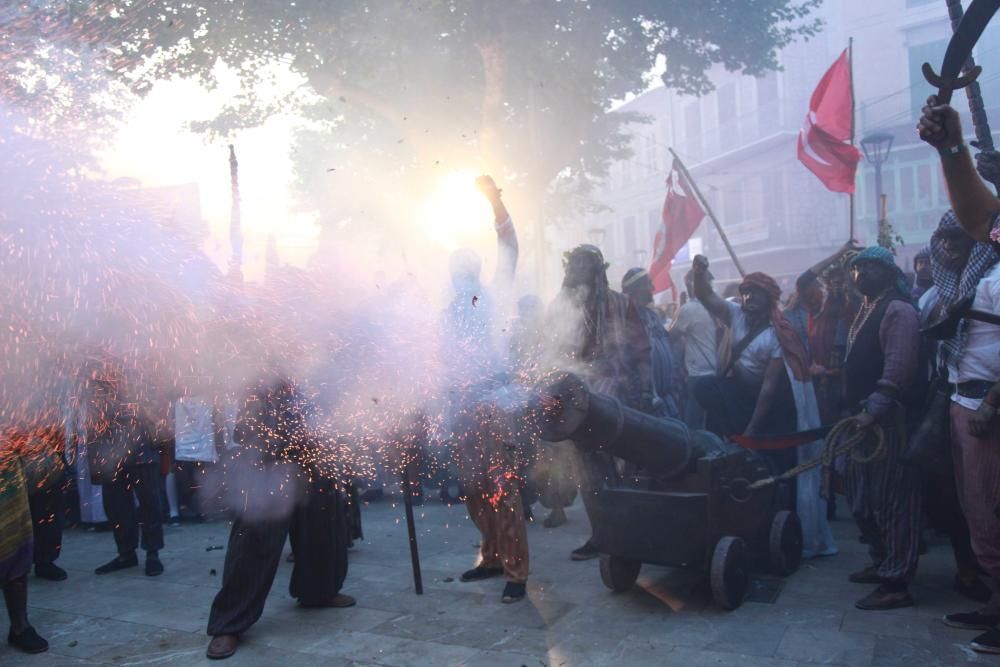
[929,210,1000,361]
[739,272,811,382]
[849,246,911,300]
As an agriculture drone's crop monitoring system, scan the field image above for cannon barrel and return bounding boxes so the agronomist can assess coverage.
[533,372,723,479]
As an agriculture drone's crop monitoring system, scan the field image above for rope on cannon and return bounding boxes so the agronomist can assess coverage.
[747,417,887,495]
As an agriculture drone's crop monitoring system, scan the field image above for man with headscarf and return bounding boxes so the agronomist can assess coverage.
[441,177,531,605]
[918,213,992,610]
[690,256,836,559]
[546,244,653,560]
[841,246,923,611]
[924,212,1000,651]
[622,267,679,419]
[689,258,806,437]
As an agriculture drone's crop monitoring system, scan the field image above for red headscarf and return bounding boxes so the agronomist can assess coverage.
[740,273,811,382]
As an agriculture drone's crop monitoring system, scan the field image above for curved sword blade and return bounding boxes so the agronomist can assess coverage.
[928,0,1000,103]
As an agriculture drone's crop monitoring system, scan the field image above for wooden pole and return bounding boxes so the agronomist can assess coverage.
[668,148,746,277]
[848,37,857,240]
[401,462,423,595]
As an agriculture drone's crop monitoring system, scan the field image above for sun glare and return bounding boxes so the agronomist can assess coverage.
[418,170,495,251]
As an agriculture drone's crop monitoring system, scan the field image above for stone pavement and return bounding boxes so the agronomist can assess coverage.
[2,495,995,666]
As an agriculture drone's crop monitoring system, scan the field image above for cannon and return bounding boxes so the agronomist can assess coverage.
[534,373,802,609]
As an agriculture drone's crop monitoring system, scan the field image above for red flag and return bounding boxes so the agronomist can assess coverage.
[649,163,705,295]
[797,49,861,194]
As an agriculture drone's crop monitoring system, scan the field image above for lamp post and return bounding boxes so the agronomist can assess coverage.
[860,131,894,242]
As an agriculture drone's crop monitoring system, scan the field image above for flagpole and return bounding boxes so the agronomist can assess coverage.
[848,37,856,241]
[668,148,746,278]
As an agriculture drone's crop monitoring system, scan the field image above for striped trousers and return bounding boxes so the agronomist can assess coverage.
[846,415,922,584]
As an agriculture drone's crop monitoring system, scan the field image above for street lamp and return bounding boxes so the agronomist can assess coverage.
[860,131,894,229]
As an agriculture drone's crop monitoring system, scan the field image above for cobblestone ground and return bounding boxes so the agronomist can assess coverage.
[0,495,993,666]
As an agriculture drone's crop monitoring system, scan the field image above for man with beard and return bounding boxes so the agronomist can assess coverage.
[205,377,352,660]
[690,256,836,558]
[842,247,922,611]
[546,245,652,560]
[622,267,679,419]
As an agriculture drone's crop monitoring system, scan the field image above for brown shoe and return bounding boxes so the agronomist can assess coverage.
[848,564,883,584]
[206,634,239,660]
[855,585,913,611]
[329,594,356,608]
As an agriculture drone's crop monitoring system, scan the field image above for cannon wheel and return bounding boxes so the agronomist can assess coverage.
[768,510,803,576]
[599,555,641,593]
[710,536,750,610]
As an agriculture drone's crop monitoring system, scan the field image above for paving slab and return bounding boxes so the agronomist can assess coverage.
[0,495,985,665]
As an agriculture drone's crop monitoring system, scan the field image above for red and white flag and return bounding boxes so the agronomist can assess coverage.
[649,162,705,296]
[797,49,861,193]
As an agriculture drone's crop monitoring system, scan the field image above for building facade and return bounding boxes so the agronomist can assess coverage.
[546,0,1000,297]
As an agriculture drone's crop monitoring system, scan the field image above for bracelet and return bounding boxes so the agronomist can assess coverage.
[939,143,966,158]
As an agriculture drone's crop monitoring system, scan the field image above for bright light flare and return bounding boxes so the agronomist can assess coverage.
[418,170,494,251]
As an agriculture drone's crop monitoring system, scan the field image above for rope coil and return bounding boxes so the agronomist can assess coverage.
[747,416,887,493]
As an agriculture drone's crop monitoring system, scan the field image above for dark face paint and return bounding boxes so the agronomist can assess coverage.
[939,231,975,271]
[625,275,654,307]
[739,285,770,315]
[563,253,601,290]
[850,260,893,297]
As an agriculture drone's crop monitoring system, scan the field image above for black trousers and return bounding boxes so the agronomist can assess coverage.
[207,475,349,636]
[100,463,164,555]
[28,478,66,566]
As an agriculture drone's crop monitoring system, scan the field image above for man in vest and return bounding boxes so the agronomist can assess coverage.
[843,246,922,611]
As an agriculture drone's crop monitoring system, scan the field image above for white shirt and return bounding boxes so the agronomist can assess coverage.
[952,264,1000,410]
[672,300,719,377]
[726,300,782,385]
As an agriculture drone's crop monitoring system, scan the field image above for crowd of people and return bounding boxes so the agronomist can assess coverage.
[2,96,1000,660]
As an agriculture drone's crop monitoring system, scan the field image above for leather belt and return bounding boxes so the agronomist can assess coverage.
[949,380,996,399]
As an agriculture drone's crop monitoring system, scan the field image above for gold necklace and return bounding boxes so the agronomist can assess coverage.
[847,289,891,351]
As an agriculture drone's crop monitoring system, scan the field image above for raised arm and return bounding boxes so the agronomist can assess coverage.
[918,96,1000,243]
[800,240,859,288]
[476,175,519,287]
[690,254,732,326]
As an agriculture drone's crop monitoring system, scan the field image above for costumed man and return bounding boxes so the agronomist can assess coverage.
[622,267,680,419]
[440,176,529,604]
[88,377,166,578]
[206,376,353,660]
[785,242,860,425]
[919,213,995,608]
[545,244,653,561]
[690,256,836,559]
[919,95,1000,653]
[842,247,923,611]
[923,213,1000,651]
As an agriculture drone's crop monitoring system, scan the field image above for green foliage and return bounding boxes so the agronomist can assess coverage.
[1,0,822,217]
